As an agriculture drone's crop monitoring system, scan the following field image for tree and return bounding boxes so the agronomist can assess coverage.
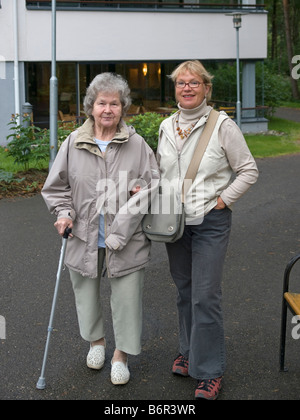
[271,0,278,61]
[282,0,300,99]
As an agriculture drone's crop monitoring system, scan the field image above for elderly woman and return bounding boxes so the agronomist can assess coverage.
[157,60,259,400]
[42,73,159,385]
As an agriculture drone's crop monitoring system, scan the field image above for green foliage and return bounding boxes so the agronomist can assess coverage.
[208,61,294,113]
[5,116,79,173]
[0,169,24,192]
[256,62,291,115]
[210,63,237,103]
[6,115,49,171]
[128,112,167,151]
[41,121,79,150]
[0,170,21,183]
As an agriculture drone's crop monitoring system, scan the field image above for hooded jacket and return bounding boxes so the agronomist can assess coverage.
[42,118,160,279]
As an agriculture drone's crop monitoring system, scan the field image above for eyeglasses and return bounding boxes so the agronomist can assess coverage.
[175,81,204,89]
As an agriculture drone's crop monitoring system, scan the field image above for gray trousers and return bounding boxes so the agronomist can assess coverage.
[166,208,232,380]
[69,248,144,355]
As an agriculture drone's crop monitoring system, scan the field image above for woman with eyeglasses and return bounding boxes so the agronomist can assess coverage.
[156,60,259,400]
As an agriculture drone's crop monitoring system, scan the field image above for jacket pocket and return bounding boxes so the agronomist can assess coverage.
[72,218,88,242]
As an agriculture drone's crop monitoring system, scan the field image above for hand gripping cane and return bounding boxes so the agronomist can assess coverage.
[36,227,72,390]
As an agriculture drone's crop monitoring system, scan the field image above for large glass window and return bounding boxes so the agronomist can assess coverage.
[26,63,51,127]
[26,62,78,126]
[25,61,176,127]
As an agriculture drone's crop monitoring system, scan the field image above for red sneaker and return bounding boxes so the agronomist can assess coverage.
[172,354,189,377]
[195,377,223,400]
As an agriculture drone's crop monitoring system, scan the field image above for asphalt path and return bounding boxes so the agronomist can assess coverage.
[0,153,300,401]
[275,106,300,122]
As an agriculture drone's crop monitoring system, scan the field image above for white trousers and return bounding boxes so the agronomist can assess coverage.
[69,248,144,355]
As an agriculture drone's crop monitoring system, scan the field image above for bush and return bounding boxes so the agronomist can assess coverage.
[210,63,238,103]
[41,122,79,150]
[256,62,291,115]
[207,60,293,115]
[5,116,79,172]
[6,114,49,171]
[128,112,167,151]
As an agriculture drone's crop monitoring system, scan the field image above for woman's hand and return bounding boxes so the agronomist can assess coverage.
[54,218,73,237]
[214,197,226,210]
[130,185,141,196]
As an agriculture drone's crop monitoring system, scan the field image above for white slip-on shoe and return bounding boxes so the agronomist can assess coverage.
[87,344,105,370]
[111,359,130,385]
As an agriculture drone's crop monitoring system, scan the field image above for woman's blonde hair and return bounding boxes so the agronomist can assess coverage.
[169,60,214,101]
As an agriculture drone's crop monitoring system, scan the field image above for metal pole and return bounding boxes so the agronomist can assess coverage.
[13,0,20,123]
[36,228,72,390]
[236,26,242,129]
[76,62,80,118]
[49,0,58,170]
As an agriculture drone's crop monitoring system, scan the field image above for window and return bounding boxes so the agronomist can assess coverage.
[26,61,176,127]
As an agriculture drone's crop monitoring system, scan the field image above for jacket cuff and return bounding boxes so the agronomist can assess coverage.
[57,209,76,221]
[220,192,230,207]
[105,234,121,251]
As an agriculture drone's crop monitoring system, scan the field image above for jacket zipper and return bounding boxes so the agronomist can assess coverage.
[100,145,111,278]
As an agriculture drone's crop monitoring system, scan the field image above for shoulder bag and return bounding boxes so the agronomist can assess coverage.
[142,109,219,243]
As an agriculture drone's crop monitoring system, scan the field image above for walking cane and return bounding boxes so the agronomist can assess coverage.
[36,227,72,390]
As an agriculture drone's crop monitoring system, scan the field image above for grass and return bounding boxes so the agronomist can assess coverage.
[0,147,48,173]
[245,116,300,158]
[279,101,300,109]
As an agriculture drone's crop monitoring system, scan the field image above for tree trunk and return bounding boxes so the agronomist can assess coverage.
[282,0,300,99]
[271,0,278,61]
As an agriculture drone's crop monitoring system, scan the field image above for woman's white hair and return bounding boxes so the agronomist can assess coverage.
[83,72,132,118]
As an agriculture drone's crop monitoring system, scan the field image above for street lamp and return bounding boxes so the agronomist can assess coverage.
[226,12,247,129]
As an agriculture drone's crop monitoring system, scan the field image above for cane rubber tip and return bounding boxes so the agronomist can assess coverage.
[36,377,46,390]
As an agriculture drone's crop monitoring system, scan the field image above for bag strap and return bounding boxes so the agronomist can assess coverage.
[181,109,219,203]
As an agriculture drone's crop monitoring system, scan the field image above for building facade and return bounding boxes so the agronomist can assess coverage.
[0,0,268,145]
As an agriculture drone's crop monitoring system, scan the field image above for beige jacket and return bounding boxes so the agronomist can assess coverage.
[157,108,259,222]
[42,118,160,279]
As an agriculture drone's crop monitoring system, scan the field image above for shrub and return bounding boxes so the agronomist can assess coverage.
[128,112,167,152]
[256,62,291,115]
[5,116,80,172]
[6,114,49,171]
[41,122,79,150]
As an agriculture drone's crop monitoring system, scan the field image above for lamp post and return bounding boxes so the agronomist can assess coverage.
[226,12,246,129]
[13,0,20,124]
[49,0,58,170]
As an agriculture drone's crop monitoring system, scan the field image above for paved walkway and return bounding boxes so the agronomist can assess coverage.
[275,106,300,122]
[1,108,300,401]
[0,153,300,401]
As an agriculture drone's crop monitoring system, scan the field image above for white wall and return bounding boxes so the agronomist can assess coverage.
[0,0,267,63]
